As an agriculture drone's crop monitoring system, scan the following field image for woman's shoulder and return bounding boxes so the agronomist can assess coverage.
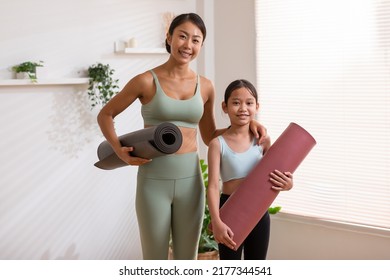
[132,70,154,84]
[129,70,156,90]
[199,75,214,88]
[120,70,155,101]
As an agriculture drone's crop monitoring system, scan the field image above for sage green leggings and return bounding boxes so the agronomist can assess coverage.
[136,152,204,260]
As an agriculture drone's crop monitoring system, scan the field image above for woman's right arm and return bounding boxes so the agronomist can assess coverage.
[97,73,152,166]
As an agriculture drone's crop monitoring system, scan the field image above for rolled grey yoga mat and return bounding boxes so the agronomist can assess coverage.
[94,122,183,170]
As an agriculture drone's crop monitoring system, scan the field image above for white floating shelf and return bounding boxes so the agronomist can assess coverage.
[0,78,89,86]
[113,41,168,54]
[120,48,168,54]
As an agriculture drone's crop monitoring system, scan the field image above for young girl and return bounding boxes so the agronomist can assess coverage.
[207,79,293,260]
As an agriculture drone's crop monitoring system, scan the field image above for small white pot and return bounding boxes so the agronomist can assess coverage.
[16,72,32,79]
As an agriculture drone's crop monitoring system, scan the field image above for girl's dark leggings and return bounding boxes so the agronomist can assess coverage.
[218,193,270,260]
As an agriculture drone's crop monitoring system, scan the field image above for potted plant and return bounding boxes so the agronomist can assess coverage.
[12,60,44,82]
[87,62,119,109]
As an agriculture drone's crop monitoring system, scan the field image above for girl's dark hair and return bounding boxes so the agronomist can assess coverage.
[165,13,207,53]
[224,79,259,104]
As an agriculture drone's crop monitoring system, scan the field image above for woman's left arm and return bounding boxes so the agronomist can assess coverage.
[198,77,227,145]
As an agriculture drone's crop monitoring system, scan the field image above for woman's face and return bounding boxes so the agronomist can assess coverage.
[167,21,204,63]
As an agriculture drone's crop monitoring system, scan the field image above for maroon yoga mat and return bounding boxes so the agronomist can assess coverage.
[217,122,316,250]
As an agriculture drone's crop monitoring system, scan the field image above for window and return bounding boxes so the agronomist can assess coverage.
[255,0,390,228]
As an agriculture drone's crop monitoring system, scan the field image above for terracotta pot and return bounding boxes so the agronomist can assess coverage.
[197,250,219,260]
[168,248,219,260]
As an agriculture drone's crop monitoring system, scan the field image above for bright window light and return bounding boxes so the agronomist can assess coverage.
[255,0,390,229]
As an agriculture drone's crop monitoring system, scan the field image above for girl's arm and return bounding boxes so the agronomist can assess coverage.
[207,138,236,250]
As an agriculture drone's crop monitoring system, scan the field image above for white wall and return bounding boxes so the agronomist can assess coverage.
[214,0,257,125]
[0,0,198,260]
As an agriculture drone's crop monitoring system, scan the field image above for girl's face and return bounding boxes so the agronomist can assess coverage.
[223,87,259,126]
[166,21,204,63]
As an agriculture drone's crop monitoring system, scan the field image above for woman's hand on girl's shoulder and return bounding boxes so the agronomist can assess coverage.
[249,120,268,145]
[261,135,271,154]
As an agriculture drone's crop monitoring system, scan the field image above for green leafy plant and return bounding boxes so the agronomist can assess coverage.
[12,61,44,82]
[87,62,119,109]
[198,159,219,253]
[268,206,282,214]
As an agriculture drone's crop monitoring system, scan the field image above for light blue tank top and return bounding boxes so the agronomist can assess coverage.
[218,135,263,183]
[141,70,204,128]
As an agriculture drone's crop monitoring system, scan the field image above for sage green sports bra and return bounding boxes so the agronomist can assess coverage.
[141,70,204,129]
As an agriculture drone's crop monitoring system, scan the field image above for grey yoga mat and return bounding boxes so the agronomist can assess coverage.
[94,122,183,170]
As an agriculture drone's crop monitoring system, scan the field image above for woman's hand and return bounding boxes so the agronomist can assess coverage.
[114,146,152,166]
[269,170,293,191]
[212,220,236,250]
[261,135,271,154]
[249,120,268,145]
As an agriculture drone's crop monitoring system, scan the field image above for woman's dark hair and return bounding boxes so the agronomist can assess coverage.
[165,13,207,53]
[224,79,259,105]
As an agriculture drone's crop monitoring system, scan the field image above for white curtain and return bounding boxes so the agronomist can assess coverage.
[255,0,390,228]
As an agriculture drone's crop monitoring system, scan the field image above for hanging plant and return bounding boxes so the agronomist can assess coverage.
[87,62,119,109]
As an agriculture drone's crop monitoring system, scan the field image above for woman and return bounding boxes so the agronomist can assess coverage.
[97,13,267,260]
[207,79,293,260]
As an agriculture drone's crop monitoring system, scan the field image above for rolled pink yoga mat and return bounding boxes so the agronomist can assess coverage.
[217,122,316,250]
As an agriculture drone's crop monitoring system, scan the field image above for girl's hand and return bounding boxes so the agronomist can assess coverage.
[269,170,293,191]
[212,220,236,250]
[114,146,152,166]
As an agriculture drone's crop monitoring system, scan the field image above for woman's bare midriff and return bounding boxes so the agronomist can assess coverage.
[175,126,198,154]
